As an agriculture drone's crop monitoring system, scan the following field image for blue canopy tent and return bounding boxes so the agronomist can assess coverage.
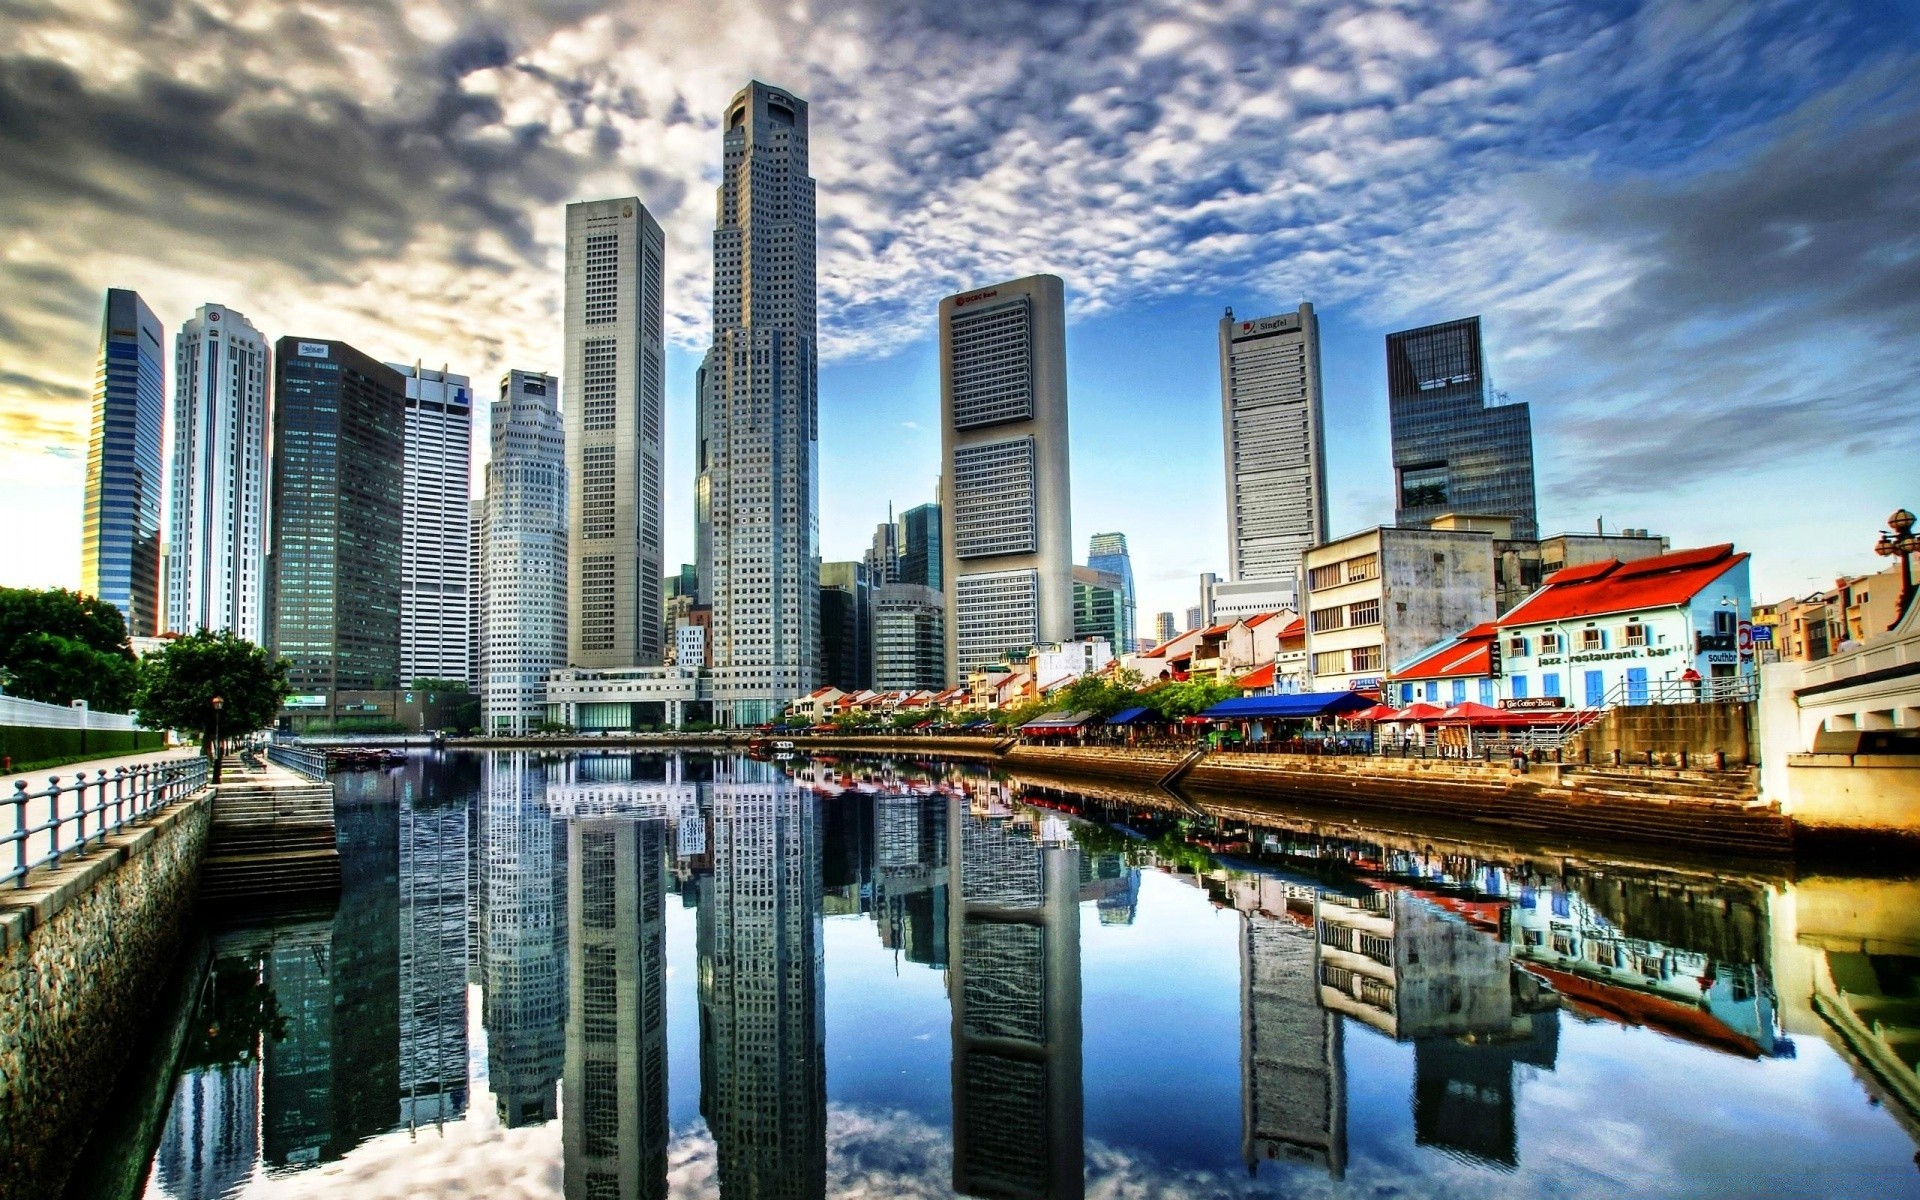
[1198,692,1378,720]
[1105,706,1153,725]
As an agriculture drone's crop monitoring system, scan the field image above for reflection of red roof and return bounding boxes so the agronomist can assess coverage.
[1236,663,1276,689]
[1501,545,1747,626]
[1522,964,1763,1059]
[1395,623,1497,680]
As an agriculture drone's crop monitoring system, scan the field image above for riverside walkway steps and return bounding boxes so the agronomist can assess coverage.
[198,764,340,905]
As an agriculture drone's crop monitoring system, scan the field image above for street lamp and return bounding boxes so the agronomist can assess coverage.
[209,695,225,785]
[1874,508,1918,630]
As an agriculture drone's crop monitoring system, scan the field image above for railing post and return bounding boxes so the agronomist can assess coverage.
[11,780,27,886]
[113,767,127,831]
[46,777,63,870]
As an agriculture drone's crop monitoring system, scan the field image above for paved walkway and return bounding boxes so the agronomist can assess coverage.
[1,747,201,796]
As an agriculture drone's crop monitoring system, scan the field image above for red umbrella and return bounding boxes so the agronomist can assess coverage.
[1354,704,1400,722]
[1393,701,1449,722]
[1439,701,1507,723]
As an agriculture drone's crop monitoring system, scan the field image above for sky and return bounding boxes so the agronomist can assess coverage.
[2,0,1917,626]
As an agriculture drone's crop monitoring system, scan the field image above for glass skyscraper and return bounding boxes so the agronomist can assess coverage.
[898,502,942,590]
[81,288,166,637]
[1085,532,1135,651]
[1386,316,1537,540]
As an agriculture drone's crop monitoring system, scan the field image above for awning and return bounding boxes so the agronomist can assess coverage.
[1389,701,1449,722]
[1020,710,1098,733]
[1437,701,1508,723]
[1106,706,1154,726]
[1197,692,1378,720]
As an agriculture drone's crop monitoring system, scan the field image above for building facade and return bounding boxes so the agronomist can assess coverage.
[268,338,406,704]
[1072,565,1126,650]
[698,81,820,726]
[1219,304,1327,598]
[1086,532,1136,653]
[391,364,473,685]
[564,197,667,671]
[819,560,871,693]
[1387,317,1537,540]
[168,303,270,639]
[82,288,167,637]
[1153,612,1178,645]
[899,502,943,590]
[873,583,946,692]
[940,274,1073,680]
[482,371,567,735]
[1302,526,1497,693]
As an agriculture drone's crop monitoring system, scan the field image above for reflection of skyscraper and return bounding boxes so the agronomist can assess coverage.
[948,803,1083,1200]
[157,1057,260,1198]
[399,776,470,1130]
[260,920,337,1168]
[482,751,565,1128]
[874,792,950,968]
[1413,1006,1557,1168]
[699,761,826,1199]
[563,811,670,1200]
[1242,897,1345,1178]
[326,778,403,1158]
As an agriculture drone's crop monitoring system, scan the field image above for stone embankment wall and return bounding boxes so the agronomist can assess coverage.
[1569,701,1756,767]
[0,792,213,1199]
[1004,745,1191,785]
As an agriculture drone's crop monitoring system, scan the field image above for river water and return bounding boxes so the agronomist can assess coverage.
[113,750,1918,1198]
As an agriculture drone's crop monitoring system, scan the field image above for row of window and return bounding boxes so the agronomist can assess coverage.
[1306,552,1378,592]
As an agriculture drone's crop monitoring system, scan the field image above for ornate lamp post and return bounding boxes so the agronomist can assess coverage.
[209,695,225,784]
[1875,508,1918,630]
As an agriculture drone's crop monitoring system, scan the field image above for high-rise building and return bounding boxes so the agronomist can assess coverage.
[268,338,406,702]
[898,501,942,590]
[1219,305,1327,596]
[168,304,270,639]
[390,364,473,685]
[872,584,946,692]
[1072,565,1126,649]
[1185,605,1204,633]
[564,197,667,670]
[819,560,871,692]
[482,371,567,735]
[865,515,899,589]
[939,274,1073,680]
[1153,611,1178,645]
[468,498,484,689]
[698,81,820,727]
[1085,532,1136,651]
[1387,316,1537,539]
[82,288,166,638]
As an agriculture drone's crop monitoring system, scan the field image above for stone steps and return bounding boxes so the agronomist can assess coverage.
[199,776,341,906]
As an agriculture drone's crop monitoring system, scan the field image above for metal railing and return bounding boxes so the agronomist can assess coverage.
[5,756,210,888]
[266,743,328,780]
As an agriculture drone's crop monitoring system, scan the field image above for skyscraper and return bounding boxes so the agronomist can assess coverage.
[1387,316,1537,539]
[564,197,667,670]
[268,338,406,702]
[82,288,166,637]
[865,515,899,589]
[391,364,473,686]
[1219,305,1327,597]
[1071,566,1125,649]
[898,501,943,590]
[1085,532,1135,652]
[482,371,567,735]
[1153,611,1177,645]
[872,584,946,692]
[699,81,820,727]
[818,560,871,692]
[168,303,269,639]
[940,274,1073,680]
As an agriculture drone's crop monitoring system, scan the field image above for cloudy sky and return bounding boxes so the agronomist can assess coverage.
[2,0,1917,622]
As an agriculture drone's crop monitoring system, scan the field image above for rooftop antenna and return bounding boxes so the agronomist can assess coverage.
[1597,517,1604,536]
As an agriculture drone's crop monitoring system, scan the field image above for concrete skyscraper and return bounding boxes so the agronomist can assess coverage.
[1387,316,1537,539]
[168,303,269,639]
[82,288,166,637]
[482,371,567,735]
[698,81,820,726]
[564,198,666,670]
[1085,532,1136,652]
[939,275,1072,680]
[1219,304,1327,605]
[391,364,473,685]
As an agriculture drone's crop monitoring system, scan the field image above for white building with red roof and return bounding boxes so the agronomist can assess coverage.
[1494,544,1753,708]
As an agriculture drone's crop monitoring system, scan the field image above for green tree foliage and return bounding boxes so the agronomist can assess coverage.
[133,631,290,755]
[1140,677,1241,720]
[407,677,471,693]
[0,586,138,710]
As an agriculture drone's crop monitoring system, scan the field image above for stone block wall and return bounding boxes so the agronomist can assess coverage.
[0,792,212,1199]
[1569,702,1756,767]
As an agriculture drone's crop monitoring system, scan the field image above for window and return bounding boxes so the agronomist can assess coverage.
[1308,563,1342,592]
[1350,646,1381,672]
[1450,679,1466,704]
[1310,605,1345,633]
[581,339,617,431]
[1312,650,1346,675]
[1542,672,1561,698]
[1713,610,1737,636]
[1508,635,1529,657]
[1400,463,1447,508]
[1348,599,1380,627]
[1623,623,1648,647]
[1580,628,1605,651]
[1346,554,1379,583]
[1585,669,1606,707]
[1539,632,1562,653]
[1511,674,1529,698]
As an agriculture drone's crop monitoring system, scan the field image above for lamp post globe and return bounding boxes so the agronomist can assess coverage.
[1875,508,1919,630]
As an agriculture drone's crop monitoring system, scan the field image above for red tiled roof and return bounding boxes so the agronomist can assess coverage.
[1236,663,1276,689]
[1500,545,1746,627]
[1245,611,1281,627]
[1279,617,1305,639]
[1395,623,1497,681]
[1201,622,1235,637]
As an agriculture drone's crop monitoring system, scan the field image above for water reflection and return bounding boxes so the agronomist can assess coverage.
[135,751,1920,1199]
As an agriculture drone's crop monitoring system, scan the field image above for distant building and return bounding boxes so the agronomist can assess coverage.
[1186,605,1204,633]
[1762,567,1902,663]
[1072,566,1127,650]
[873,584,946,692]
[1198,571,1221,627]
[1153,611,1178,645]
[390,364,473,685]
[1427,513,1667,614]
[482,371,567,735]
[1210,578,1297,623]
[1302,526,1497,693]
[269,338,406,706]
[1220,304,1327,598]
[1387,317,1537,540]
[819,560,872,692]
[82,288,166,637]
[1086,532,1137,652]
[866,517,899,588]
[941,274,1073,680]
[168,303,270,639]
[899,502,943,590]
[674,622,707,671]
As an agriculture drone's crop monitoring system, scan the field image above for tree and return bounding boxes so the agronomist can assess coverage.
[1141,677,1240,721]
[133,631,290,765]
[0,586,138,710]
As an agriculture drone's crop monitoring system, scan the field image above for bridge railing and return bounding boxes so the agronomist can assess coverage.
[4,756,210,888]
[265,743,328,780]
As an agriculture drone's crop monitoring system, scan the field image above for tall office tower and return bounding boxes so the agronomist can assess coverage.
[1153,612,1177,645]
[563,810,670,1200]
[1219,305,1327,596]
[898,501,943,590]
[1243,900,1346,1179]
[564,197,666,671]
[399,774,470,1130]
[482,752,565,1128]
[818,560,871,692]
[948,798,1084,1199]
[699,761,826,1198]
[865,515,899,588]
[483,371,567,735]
[1387,316,1536,539]
[81,289,166,637]
[389,364,473,685]
[873,584,947,692]
[939,274,1073,680]
[1084,532,1135,652]
[468,498,484,689]
[168,304,270,639]
[698,81,820,727]
[268,339,405,703]
[1071,566,1126,649]
[1185,605,1204,633]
